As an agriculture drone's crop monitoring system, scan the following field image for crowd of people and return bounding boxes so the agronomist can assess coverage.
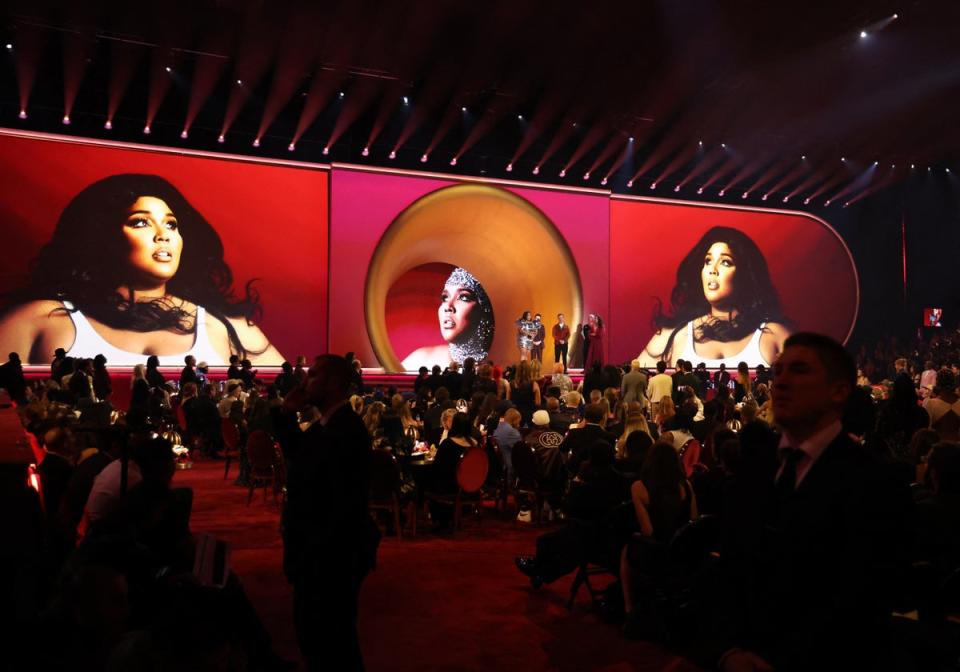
[4,327,960,670]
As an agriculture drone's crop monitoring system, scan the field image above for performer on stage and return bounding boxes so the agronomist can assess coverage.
[552,313,571,372]
[531,314,546,363]
[516,311,538,361]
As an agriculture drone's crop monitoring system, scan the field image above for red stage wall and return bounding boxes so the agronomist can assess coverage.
[329,167,610,371]
[608,197,859,364]
[0,131,328,365]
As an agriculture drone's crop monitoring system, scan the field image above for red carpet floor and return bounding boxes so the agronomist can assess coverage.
[175,460,700,671]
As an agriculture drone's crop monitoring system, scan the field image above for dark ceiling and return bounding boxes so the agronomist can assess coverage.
[1,0,958,204]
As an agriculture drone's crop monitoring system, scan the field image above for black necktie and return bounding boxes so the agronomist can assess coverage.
[777,448,804,501]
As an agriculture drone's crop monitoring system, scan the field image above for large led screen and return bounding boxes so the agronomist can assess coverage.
[330,167,610,372]
[0,131,328,365]
[609,197,859,367]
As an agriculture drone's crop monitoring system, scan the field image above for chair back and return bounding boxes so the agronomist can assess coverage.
[668,514,721,572]
[511,441,539,488]
[247,430,277,476]
[221,417,241,451]
[369,448,401,500]
[456,446,489,493]
[679,438,701,477]
[176,404,188,433]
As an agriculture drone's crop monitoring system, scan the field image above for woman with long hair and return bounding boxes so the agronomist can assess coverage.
[654,395,676,432]
[510,360,542,426]
[733,361,753,404]
[0,174,281,364]
[638,226,790,368]
[585,314,606,368]
[515,311,538,361]
[401,267,495,370]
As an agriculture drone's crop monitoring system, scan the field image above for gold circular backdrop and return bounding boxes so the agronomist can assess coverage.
[365,184,584,372]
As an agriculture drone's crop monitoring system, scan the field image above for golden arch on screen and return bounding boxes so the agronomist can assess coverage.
[365,184,584,372]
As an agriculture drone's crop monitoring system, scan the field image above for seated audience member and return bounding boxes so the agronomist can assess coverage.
[561,403,617,476]
[525,409,568,500]
[427,413,478,533]
[914,442,960,579]
[620,440,698,636]
[923,368,960,441]
[547,396,576,434]
[424,387,453,435]
[551,362,574,394]
[615,430,654,483]
[713,333,913,672]
[615,403,653,457]
[58,429,114,547]
[493,408,523,480]
[515,440,631,585]
[39,426,76,518]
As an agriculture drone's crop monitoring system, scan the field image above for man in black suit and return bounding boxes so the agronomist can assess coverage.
[281,355,376,671]
[713,362,731,393]
[560,403,617,476]
[717,333,911,672]
[442,361,463,400]
[179,355,199,390]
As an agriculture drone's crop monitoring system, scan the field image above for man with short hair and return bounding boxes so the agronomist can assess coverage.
[493,408,523,480]
[620,359,648,407]
[180,355,198,391]
[281,354,375,671]
[713,362,731,393]
[716,333,912,672]
[552,313,571,372]
[560,403,617,476]
[442,361,463,400]
[546,396,576,434]
[647,361,673,417]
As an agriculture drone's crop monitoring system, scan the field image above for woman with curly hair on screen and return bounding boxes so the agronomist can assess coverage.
[0,174,281,365]
[638,226,790,369]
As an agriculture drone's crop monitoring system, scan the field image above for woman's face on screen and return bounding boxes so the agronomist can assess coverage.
[122,196,183,286]
[701,241,736,306]
[438,282,478,343]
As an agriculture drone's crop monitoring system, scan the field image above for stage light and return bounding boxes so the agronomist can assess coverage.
[860,30,867,38]
[801,155,806,160]
[181,130,189,139]
[892,164,895,168]
[18,110,27,119]
[338,91,345,99]
[626,180,633,188]
[217,134,225,143]
[402,96,409,105]
[236,79,243,85]
[165,66,171,73]
[673,185,680,192]
[5,43,11,50]
[252,138,260,147]
[532,166,540,175]
[322,146,330,155]
[506,163,513,172]
[721,143,727,148]
[825,200,832,206]
[948,168,952,173]
[841,157,846,161]
[104,120,112,130]
[650,182,657,190]
[697,187,704,194]
[742,192,749,199]
[388,150,396,159]
[629,136,634,142]
[927,167,931,171]
[718,189,725,196]
[600,177,608,185]
[143,125,151,135]
[762,194,769,201]
[783,196,790,203]
[583,172,590,180]
[559,169,566,177]
[288,142,296,151]
[517,114,524,121]
[698,140,703,146]
[420,153,428,162]
[804,197,811,205]
[893,13,898,19]
[874,160,878,165]
[361,146,369,156]
[910,164,915,169]
[450,157,457,166]
[62,115,70,125]
[572,122,578,128]
[461,106,467,112]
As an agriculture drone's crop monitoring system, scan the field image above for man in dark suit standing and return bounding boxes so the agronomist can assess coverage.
[717,333,911,672]
[560,403,617,476]
[281,355,376,671]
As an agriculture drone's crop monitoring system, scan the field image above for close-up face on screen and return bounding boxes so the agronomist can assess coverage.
[0,132,329,365]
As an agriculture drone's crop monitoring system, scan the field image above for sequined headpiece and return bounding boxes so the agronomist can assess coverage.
[444,267,494,364]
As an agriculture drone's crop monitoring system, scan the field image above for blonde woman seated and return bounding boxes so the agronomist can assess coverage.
[362,401,386,437]
[654,395,676,433]
[616,402,654,458]
[391,393,422,438]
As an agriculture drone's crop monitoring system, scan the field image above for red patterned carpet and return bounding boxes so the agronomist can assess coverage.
[175,459,699,671]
